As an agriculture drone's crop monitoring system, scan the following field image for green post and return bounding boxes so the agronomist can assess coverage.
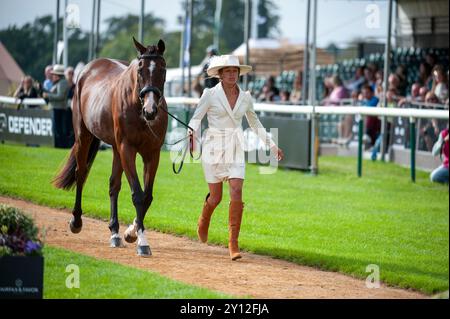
[410,117,416,183]
[357,115,363,177]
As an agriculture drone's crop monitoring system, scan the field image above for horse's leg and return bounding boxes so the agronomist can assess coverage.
[70,130,94,233]
[142,152,161,215]
[109,146,124,247]
[118,143,150,256]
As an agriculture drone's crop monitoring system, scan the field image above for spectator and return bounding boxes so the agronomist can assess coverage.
[290,71,302,104]
[388,73,401,95]
[257,76,280,102]
[43,64,71,148]
[418,62,433,90]
[360,84,379,107]
[42,65,53,93]
[398,82,422,107]
[395,65,408,96]
[371,89,396,160]
[197,45,220,90]
[322,75,349,106]
[322,76,333,101]
[351,89,360,104]
[430,127,449,184]
[419,86,429,102]
[426,65,449,104]
[43,65,69,109]
[65,66,75,101]
[375,83,384,99]
[280,90,291,103]
[360,84,380,147]
[364,66,377,92]
[375,69,384,88]
[14,76,39,107]
[346,66,366,92]
[420,118,440,152]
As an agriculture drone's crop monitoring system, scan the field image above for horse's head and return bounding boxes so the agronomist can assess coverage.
[133,37,166,121]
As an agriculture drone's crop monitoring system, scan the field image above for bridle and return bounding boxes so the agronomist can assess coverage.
[137,53,166,107]
[136,52,201,174]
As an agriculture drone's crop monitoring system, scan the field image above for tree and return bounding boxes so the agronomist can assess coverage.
[257,0,280,38]
[182,0,280,65]
[99,13,180,68]
[0,15,89,82]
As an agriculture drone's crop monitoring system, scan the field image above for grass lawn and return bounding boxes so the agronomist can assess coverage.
[44,246,231,298]
[0,143,448,295]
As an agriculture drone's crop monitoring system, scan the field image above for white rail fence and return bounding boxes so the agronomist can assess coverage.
[1,95,448,182]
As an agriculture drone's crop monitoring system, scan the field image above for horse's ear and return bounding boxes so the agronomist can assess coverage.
[133,36,147,55]
[157,39,165,55]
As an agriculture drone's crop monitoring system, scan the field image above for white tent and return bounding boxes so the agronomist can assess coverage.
[0,42,24,96]
[165,65,203,97]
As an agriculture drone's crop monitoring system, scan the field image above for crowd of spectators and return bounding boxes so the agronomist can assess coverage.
[251,53,449,152]
[12,64,75,111]
[248,49,448,183]
[10,64,76,148]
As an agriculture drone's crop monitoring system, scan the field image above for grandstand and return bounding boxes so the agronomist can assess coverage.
[248,47,449,101]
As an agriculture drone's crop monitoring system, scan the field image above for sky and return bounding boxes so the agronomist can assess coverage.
[0,0,392,48]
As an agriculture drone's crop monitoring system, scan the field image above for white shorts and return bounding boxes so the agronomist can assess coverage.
[200,128,246,184]
[202,161,245,183]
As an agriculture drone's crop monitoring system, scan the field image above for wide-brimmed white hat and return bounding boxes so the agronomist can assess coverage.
[207,55,252,78]
[51,64,65,76]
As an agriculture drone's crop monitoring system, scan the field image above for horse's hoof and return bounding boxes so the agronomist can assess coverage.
[124,232,137,243]
[137,245,152,257]
[110,235,124,248]
[69,218,82,234]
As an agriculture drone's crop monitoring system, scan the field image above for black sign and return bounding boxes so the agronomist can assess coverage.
[0,256,44,299]
[243,115,311,170]
[0,107,55,146]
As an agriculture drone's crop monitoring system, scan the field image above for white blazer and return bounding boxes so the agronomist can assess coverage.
[188,82,276,149]
[188,83,276,183]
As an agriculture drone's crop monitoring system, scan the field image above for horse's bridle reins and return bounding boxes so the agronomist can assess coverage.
[137,53,201,174]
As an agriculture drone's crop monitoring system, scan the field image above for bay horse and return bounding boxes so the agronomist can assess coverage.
[53,38,168,257]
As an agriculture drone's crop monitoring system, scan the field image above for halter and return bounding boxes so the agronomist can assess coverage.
[137,53,166,106]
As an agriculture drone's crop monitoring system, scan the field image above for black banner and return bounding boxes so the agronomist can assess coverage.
[0,107,55,146]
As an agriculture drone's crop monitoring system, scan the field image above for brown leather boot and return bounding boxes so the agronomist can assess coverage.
[228,200,244,261]
[197,193,215,243]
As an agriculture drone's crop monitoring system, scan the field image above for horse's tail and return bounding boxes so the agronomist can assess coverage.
[53,137,100,190]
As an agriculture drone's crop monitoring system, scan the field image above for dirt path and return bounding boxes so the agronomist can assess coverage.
[1,196,426,299]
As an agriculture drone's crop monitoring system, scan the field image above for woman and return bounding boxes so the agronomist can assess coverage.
[289,71,302,104]
[426,65,449,104]
[188,55,284,261]
[322,75,349,106]
[430,127,449,184]
[14,75,39,108]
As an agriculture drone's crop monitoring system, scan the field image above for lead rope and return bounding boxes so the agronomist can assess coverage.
[142,98,202,174]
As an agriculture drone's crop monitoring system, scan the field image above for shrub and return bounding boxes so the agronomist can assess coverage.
[0,205,43,256]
